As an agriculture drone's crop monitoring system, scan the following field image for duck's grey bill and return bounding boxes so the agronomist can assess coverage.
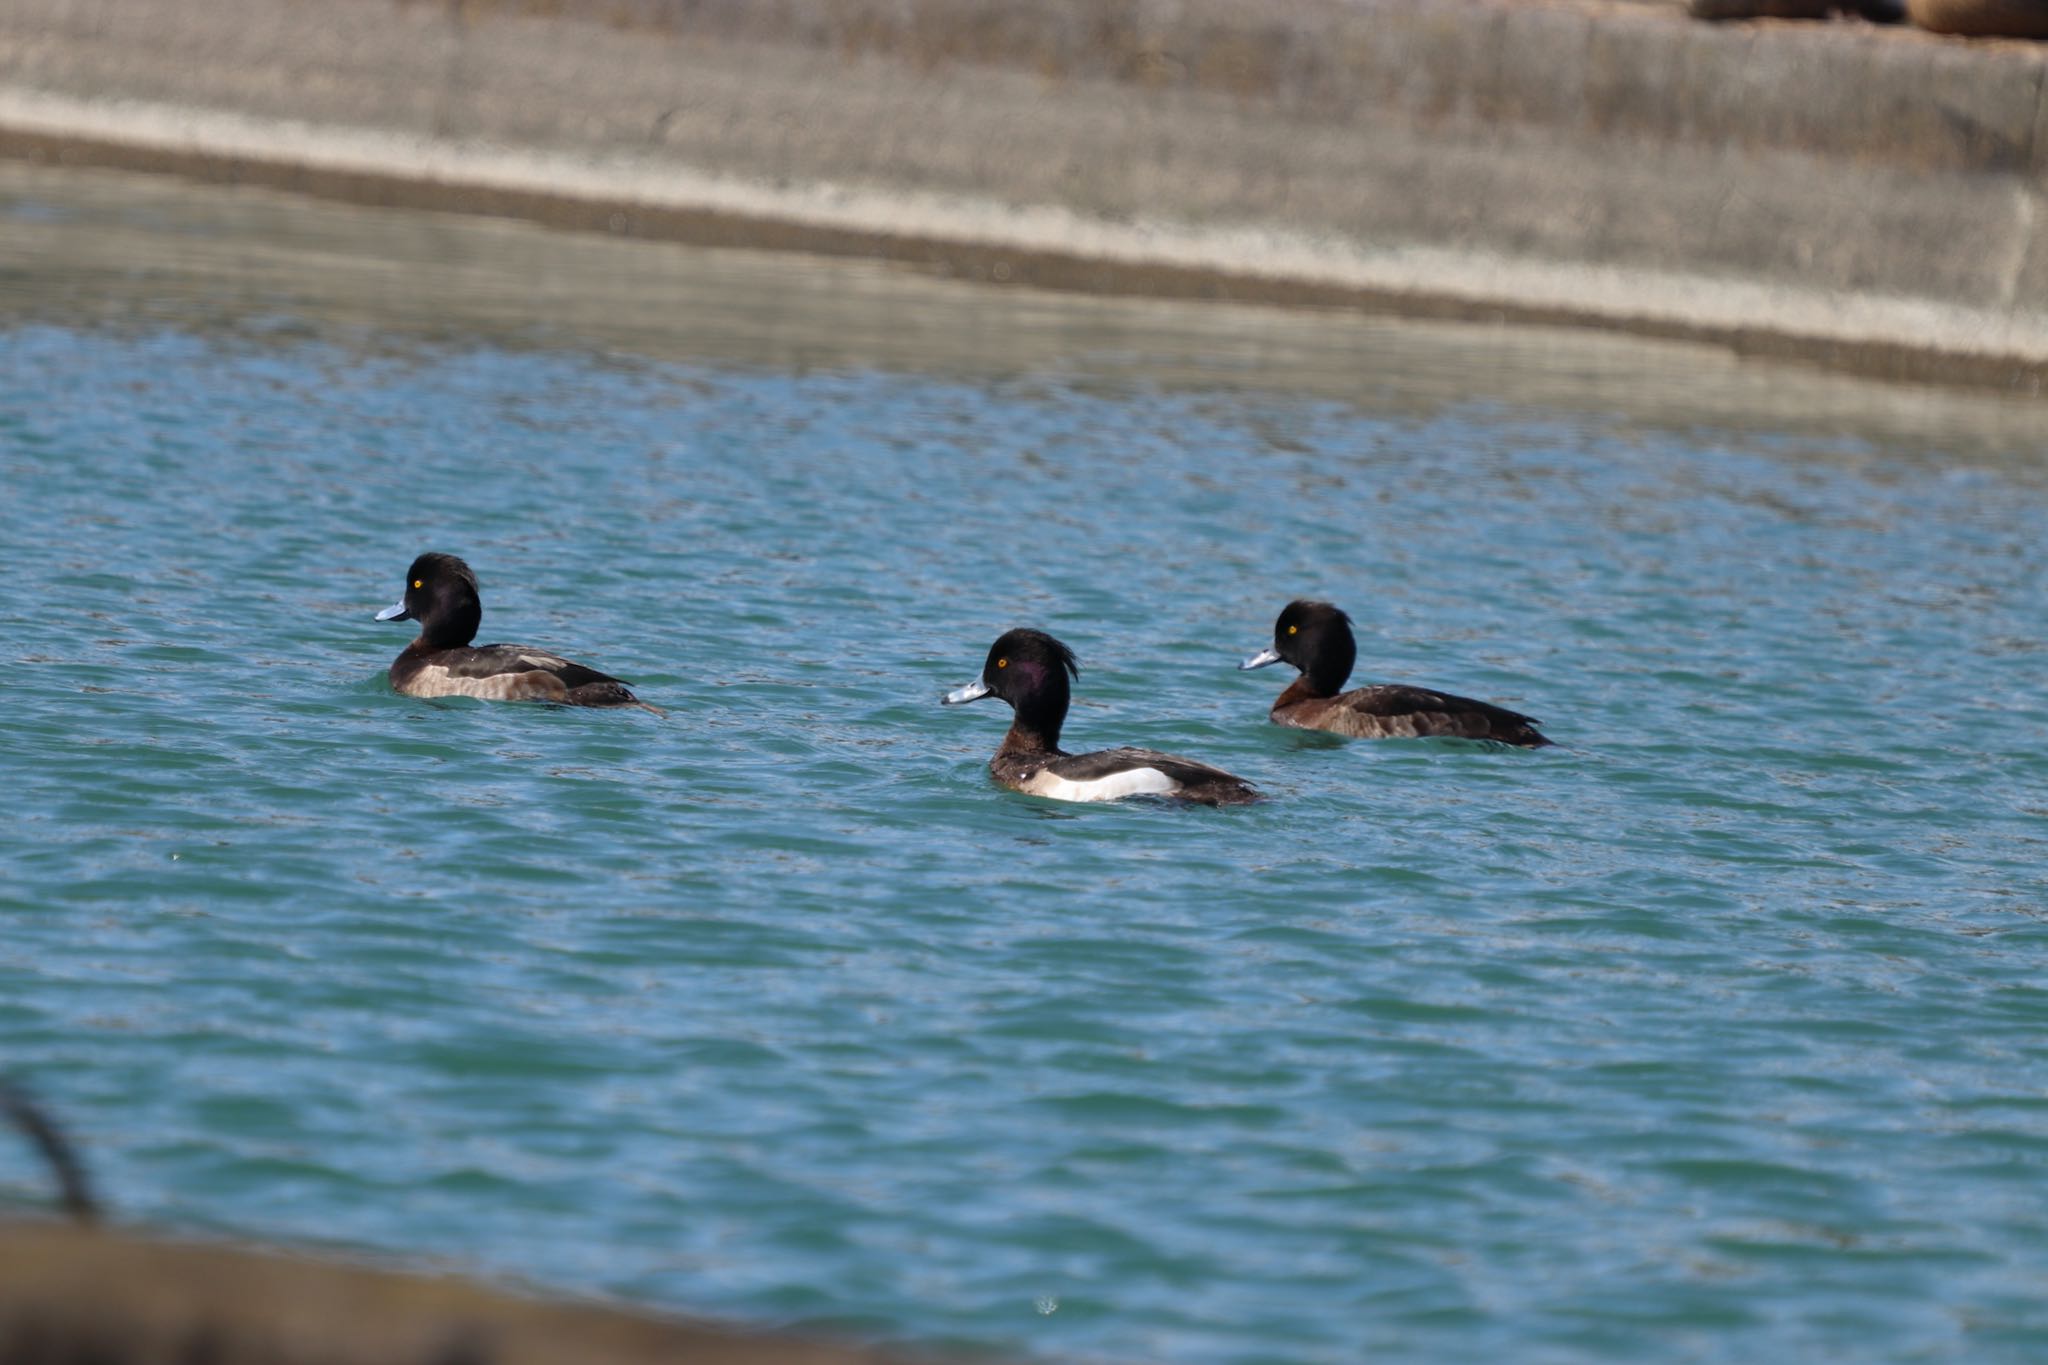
[942,679,992,705]
[374,601,412,622]
[1240,647,1283,671]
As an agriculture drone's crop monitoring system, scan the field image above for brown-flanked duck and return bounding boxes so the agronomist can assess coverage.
[1240,600,1550,747]
[374,553,660,712]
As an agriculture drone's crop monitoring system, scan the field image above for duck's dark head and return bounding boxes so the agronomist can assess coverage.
[1240,599,1355,696]
[375,552,482,649]
[942,627,1079,748]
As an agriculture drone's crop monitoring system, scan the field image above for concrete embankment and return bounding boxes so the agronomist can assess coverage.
[0,1221,928,1365]
[0,0,2044,391]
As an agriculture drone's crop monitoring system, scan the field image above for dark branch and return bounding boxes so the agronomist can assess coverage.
[0,1079,100,1223]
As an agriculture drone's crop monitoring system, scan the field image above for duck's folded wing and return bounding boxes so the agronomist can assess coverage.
[1336,684,1548,743]
[451,643,629,690]
[1344,684,1530,723]
[1064,747,1234,782]
[1056,747,1256,789]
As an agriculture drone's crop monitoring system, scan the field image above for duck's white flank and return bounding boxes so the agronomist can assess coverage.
[1018,766,1177,802]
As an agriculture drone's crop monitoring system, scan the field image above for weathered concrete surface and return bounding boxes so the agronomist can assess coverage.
[0,1221,933,1365]
[0,0,2044,389]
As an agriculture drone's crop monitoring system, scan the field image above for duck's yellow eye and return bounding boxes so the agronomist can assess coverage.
[1287,624,1297,635]
[997,658,1008,668]
[412,579,423,589]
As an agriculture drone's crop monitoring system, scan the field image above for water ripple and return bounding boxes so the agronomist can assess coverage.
[4,205,2048,1364]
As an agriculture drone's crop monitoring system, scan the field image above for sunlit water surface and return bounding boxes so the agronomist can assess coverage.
[4,164,2048,1364]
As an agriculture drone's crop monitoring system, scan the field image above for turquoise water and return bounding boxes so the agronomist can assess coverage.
[5,166,2048,1363]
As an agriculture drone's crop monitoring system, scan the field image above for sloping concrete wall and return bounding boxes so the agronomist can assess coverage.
[0,0,2044,389]
[0,1222,925,1365]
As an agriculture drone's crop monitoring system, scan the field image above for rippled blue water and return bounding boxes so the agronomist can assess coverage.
[5,170,2048,1364]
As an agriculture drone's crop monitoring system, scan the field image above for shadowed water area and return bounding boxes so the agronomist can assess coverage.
[3,162,2048,1363]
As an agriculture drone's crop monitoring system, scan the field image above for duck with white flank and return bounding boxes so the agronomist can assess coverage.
[945,628,1257,805]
